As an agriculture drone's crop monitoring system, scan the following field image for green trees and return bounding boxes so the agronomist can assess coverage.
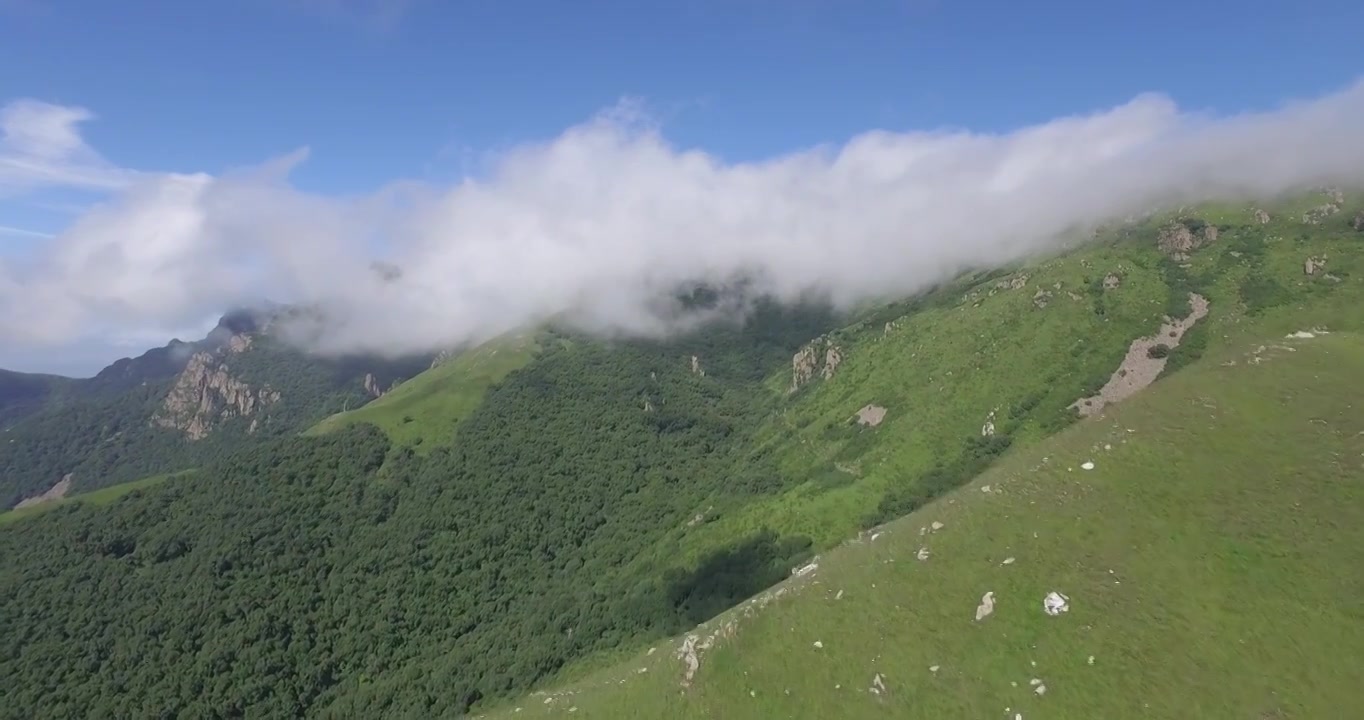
[0,304,836,718]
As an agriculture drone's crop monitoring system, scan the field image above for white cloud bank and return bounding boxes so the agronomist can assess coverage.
[3,80,1364,362]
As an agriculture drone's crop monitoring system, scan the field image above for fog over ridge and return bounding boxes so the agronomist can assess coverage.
[3,79,1364,360]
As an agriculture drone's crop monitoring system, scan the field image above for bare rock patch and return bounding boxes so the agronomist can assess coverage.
[856,404,887,427]
[1070,293,1209,417]
[13,473,73,510]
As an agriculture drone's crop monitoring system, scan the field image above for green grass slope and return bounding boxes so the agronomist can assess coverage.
[483,328,1364,719]
[307,331,541,450]
[616,194,1364,577]
[0,470,193,526]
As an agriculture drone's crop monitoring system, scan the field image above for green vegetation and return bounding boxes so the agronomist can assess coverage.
[2,192,1363,718]
[0,300,839,719]
[0,470,192,526]
[308,331,541,449]
[482,329,1364,719]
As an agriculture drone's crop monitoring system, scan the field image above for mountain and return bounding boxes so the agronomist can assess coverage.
[0,307,433,509]
[1,190,1363,719]
[0,369,71,428]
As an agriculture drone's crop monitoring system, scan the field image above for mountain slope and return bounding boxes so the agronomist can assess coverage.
[482,328,1364,719]
[0,310,431,508]
[0,369,71,428]
[307,330,542,450]
[1,191,1362,718]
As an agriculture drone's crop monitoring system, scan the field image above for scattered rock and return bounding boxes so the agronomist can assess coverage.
[981,408,997,437]
[1353,211,1364,232]
[1043,591,1070,616]
[980,484,992,493]
[975,592,996,621]
[1103,273,1121,290]
[929,665,940,673]
[1088,655,1095,665]
[916,547,930,561]
[690,355,705,376]
[1254,208,1271,224]
[676,636,701,686]
[1157,220,1217,257]
[1035,684,1047,696]
[995,274,1029,291]
[856,404,887,427]
[835,589,844,600]
[1002,557,1016,565]
[812,641,823,649]
[1303,203,1341,224]
[871,673,887,695]
[931,521,945,532]
[1032,289,1053,309]
[1305,256,1327,276]
[792,561,819,578]
[1081,461,1095,471]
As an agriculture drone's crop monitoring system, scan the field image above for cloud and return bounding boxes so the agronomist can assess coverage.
[3,80,1364,365]
[0,99,133,196]
[0,224,54,239]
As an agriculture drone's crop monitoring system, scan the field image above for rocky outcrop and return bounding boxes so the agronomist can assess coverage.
[1254,208,1271,224]
[154,347,280,440]
[429,348,458,369]
[790,337,845,392]
[689,355,705,377]
[994,274,1029,291]
[1353,211,1364,232]
[13,474,73,510]
[1157,220,1218,260]
[1305,256,1327,276]
[1032,289,1053,309]
[1302,203,1341,225]
[1103,273,1122,290]
[363,372,397,399]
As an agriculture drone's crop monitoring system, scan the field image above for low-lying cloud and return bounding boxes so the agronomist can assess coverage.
[3,80,1364,362]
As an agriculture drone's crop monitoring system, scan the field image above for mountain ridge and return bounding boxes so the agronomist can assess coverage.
[1,189,1362,718]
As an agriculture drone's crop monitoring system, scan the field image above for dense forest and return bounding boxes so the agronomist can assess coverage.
[0,301,838,718]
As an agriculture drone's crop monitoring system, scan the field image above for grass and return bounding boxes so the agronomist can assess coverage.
[624,197,1364,575]
[478,328,1364,719]
[0,470,193,526]
[306,331,541,450]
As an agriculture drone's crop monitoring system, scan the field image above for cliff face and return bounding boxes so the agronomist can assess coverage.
[790,336,844,393]
[153,336,281,440]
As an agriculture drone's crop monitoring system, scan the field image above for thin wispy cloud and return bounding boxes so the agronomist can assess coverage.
[0,224,53,238]
[2,80,1363,357]
[0,99,134,196]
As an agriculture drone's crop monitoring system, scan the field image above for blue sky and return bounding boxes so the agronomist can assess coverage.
[2,0,1363,375]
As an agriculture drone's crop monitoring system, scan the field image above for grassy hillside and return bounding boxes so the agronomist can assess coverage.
[307,331,541,450]
[608,193,1364,577]
[0,470,193,527]
[481,328,1364,719]
[2,191,1361,718]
